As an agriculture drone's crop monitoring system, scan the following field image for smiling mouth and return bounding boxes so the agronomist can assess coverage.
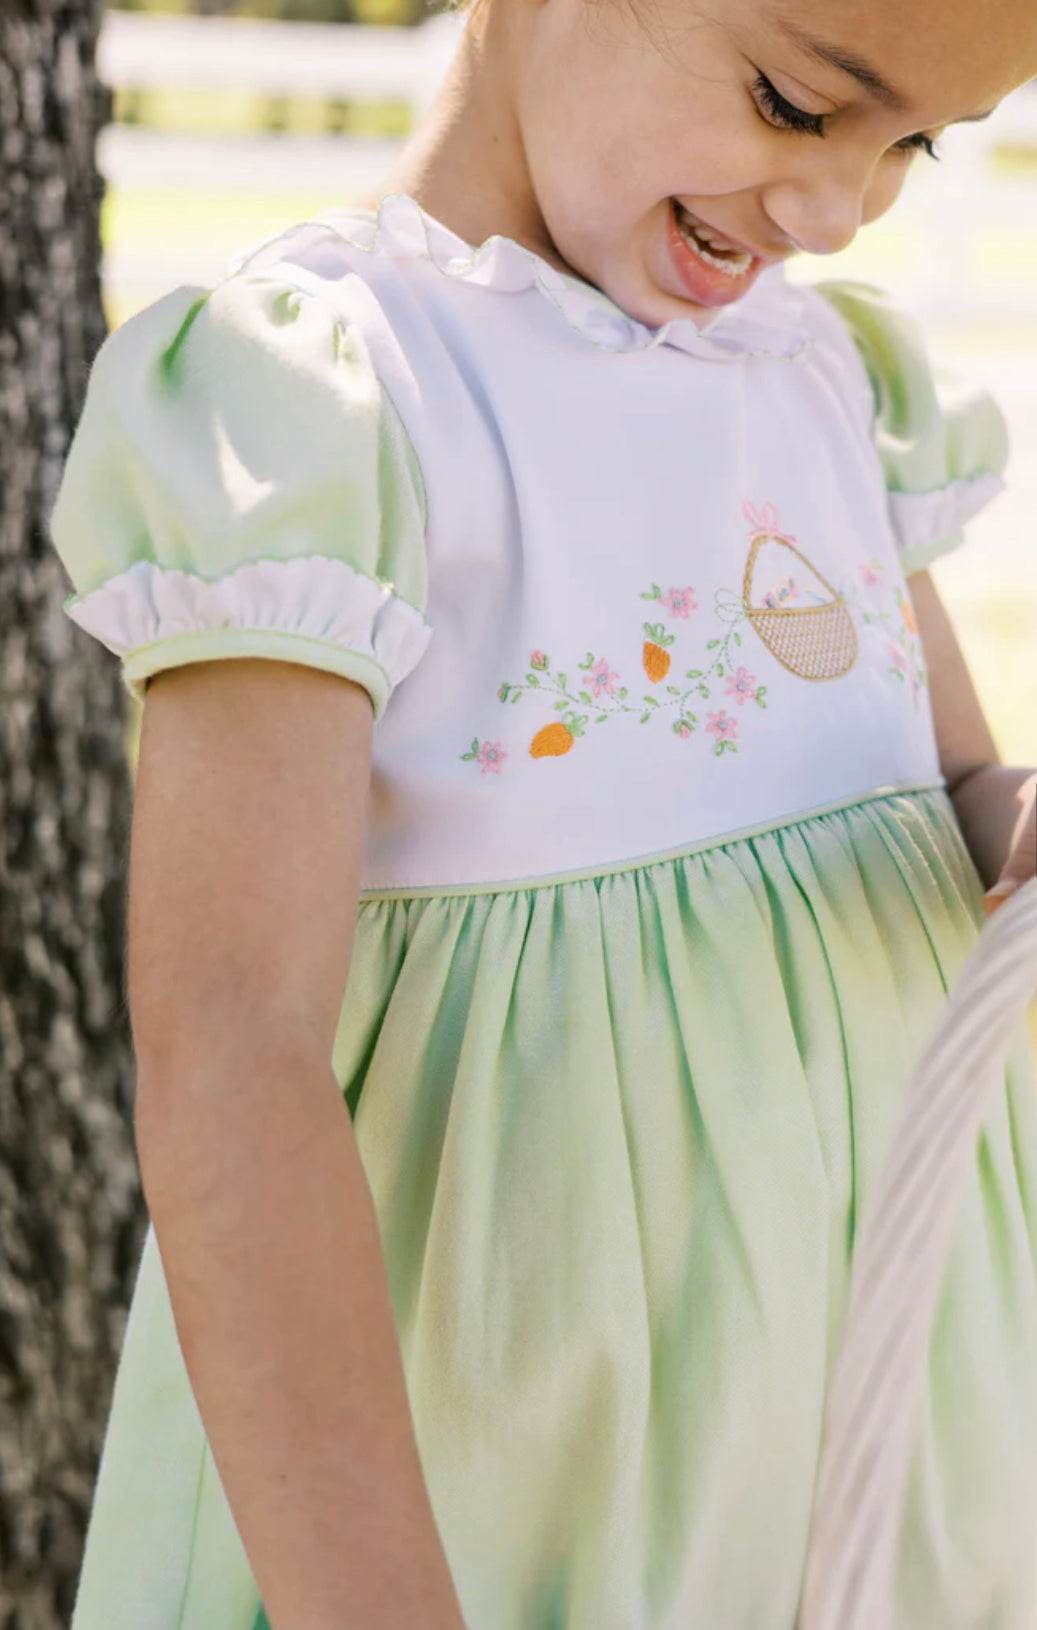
[672,202,757,277]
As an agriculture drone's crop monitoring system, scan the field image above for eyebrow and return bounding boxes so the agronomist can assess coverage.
[774,16,909,109]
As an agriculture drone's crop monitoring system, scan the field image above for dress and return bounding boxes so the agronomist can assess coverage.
[48,193,1037,1630]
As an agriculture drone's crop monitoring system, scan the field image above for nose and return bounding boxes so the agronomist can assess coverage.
[760,164,869,257]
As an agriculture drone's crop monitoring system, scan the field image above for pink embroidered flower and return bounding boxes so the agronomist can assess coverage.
[530,650,549,670]
[707,710,738,743]
[725,666,758,705]
[476,740,507,775]
[660,585,698,618]
[858,561,883,587]
[585,657,620,698]
[677,720,693,739]
[886,640,909,674]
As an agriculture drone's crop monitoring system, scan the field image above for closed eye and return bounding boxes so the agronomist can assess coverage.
[751,72,940,161]
[752,73,827,137]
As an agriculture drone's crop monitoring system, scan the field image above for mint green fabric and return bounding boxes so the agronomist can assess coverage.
[48,272,427,698]
[69,788,1037,1630]
[817,280,1009,572]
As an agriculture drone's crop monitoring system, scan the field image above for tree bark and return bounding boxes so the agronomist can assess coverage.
[0,4,145,1624]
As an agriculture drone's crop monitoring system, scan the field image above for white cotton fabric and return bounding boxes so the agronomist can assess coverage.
[220,194,1004,892]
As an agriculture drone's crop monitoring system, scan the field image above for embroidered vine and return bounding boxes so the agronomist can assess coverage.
[456,501,923,773]
[842,559,927,707]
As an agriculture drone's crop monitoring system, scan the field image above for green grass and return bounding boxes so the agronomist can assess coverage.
[113,85,412,138]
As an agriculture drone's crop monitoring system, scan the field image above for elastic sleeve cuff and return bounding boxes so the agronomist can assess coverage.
[63,554,432,718]
[890,471,1006,575]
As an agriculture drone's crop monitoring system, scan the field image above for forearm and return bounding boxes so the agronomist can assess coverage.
[949,763,1036,891]
[137,1047,465,1630]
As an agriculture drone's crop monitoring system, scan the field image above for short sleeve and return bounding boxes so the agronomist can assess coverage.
[815,280,1009,574]
[48,271,431,717]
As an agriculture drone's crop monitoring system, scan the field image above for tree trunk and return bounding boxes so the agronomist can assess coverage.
[0,4,145,1625]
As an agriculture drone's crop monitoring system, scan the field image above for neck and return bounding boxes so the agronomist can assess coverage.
[366,2,571,273]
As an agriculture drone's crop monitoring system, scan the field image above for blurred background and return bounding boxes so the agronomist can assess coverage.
[98,0,1037,770]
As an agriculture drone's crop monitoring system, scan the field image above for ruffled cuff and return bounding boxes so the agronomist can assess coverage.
[888,470,1006,576]
[63,555,432,717]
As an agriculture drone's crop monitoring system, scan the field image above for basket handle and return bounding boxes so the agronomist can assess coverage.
[799,876,1037,1630]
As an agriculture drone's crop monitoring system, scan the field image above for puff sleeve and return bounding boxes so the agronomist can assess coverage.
[816,280,1009,574]
[48,271,431,717]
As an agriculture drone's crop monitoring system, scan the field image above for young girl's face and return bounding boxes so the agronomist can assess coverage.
[514,0,1037,326]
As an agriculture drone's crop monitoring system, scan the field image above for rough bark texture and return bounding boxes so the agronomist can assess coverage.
[0,4,145,1624]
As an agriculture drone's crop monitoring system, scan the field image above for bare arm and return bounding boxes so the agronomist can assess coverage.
[129,658,465,1630]
[910,570,1035,899]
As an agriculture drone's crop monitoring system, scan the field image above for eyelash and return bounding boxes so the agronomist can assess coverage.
[751,73,940,160]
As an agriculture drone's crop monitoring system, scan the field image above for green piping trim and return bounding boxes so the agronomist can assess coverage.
[121,631,390,716]
[357,780,948,903]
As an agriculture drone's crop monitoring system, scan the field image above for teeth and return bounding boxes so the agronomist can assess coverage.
[675,204,753,277]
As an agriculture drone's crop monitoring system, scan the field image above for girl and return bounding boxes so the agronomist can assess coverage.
[49,0,1037,1626]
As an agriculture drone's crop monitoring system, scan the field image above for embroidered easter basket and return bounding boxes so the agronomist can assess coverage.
[743,521,858,683]
[798,877,1037,1630]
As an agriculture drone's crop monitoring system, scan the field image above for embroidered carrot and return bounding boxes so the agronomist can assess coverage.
[529,711,587,759]
[642,623,675,683]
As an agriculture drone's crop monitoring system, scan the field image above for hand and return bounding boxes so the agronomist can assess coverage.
[983,772,1037,916]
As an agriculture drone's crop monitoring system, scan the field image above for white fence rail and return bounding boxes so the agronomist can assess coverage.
[97,9,461,118]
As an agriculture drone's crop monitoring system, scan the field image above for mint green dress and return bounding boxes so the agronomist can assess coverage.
[47,197,1037,1630]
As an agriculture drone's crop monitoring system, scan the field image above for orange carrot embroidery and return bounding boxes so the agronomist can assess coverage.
[530,720,578,758]
[642,622,675,683]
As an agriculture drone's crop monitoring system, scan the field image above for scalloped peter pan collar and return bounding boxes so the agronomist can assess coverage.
[230,192,817,366]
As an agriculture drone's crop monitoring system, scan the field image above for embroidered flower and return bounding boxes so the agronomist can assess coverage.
[585,657,620,699]
[724,666,758,705]
[885,640,909,674]
[475,740,507,775]
[676,720,693,739]
[707,710,738,742]
[660,585,698,618]
[530,650,549,669]
[858,560,884,587]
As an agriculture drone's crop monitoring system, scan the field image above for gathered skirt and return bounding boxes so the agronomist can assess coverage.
[70,787,1037,1630]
